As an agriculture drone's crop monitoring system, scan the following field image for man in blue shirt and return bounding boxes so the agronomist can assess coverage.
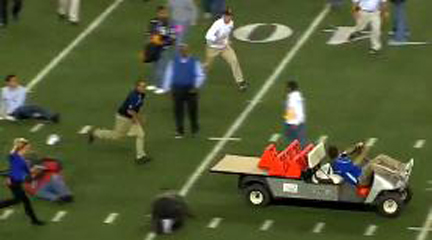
[162,44,206,138]
[0,138,44,225]
[327,144,364,186]
[89,81,151,164]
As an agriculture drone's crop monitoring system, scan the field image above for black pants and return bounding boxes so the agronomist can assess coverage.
[172,89,199,135]
[0,181,40,223]
[0,0,22,25]
[11,105,56,121]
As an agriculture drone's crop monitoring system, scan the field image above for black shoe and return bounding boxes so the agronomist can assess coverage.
[136,155,151,164]
[237,81,248,92]
[31,220,46,226]
[87,129,95,144]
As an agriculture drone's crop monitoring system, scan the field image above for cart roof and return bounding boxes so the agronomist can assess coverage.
[210,154,268,176]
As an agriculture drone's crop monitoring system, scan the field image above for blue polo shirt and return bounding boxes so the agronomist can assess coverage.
[332,155,362,186]
[117,90,146,119]
[8,152,30,183]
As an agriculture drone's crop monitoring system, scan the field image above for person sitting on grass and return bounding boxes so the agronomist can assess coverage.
[0,75,60,122]
[24,157,74,203]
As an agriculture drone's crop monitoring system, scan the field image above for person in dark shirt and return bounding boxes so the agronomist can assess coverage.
[151,191,192,235]
[89,81,151,164]
[0,0,22,27]
[0,138,45,226]
[142,6,176,93]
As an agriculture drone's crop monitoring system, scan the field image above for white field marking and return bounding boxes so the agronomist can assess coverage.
[428,180,432,184]
[414,139,426,149]
[364,224,378,236]
[0,209,14,220]
[408,227,432,232]
[207,217,223,229]
[207,137,241,141]
[30,123,45,133]
[260,220,274,231]
[51,211,67,222]
[268,133,281,143]
[317,135,328,143]
[312,222,326,233]
[103,213,119,224]
[26,0,125,91]
[143,4,331,240]
[426,188,432,191]
[78,125,93,134]
[388,41,431,46]
[417,207,432,240]
[365,138,378,147]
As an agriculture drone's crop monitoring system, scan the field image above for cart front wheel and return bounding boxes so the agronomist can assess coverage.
[244,184,271,207]
[376,192,404,218]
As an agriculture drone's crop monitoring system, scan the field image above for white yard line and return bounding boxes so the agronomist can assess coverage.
[414,139,426,149]
[260,220,274,231]
[207,217,223,229]
[51,211,68,222]
[312,222,326,233]
[408,227,432,232]
[417,207,432,240]
[26,0,125,91]
[268,133,281,143]
[103,213,119,224]
[207,137,241,141]
[78,125,93,134]
[143,4,331,240]
[428,180,432,184]
[426,188,432,191]
[365,138,378,147]
[364,224,377,236]
[30,123,45,133]
[0,209,14,220]
[317,135,328,143]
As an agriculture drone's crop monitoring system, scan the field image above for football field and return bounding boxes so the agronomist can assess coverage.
[1,0,432,240]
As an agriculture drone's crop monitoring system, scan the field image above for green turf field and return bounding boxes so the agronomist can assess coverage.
[1,0,432,239]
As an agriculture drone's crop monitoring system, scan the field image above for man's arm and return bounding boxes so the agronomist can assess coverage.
[162,61,174,91]
[127,109,143,126]
[205,21,219,43]
[194,60,206,88]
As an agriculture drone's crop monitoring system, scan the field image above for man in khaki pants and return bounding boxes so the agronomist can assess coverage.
[89,81,151,164]
[349,0,388,54]
[58,0,80,24]
[204,8,247,92]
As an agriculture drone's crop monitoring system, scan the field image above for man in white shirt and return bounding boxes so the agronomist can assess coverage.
[284,81,306,147]
[58,0,80,24]
[349,0,388,54]
[0,75,59,122]
[204,9,247,92]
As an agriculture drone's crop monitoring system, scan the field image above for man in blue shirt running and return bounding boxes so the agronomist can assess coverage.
[89,81,151,164]
[0,138,45,225]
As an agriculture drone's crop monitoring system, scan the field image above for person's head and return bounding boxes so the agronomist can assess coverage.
[223,8,233,24]
[5,75,20,88]
[327,145,339,160]
[11,138,31,154]
[135,80,147,94]
[287,80,299,92]
[178,44,190,58]
[156,6,169,20]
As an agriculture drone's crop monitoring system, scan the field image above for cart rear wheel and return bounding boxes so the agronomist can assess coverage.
[244,184,271,207]
[375,192,404,218]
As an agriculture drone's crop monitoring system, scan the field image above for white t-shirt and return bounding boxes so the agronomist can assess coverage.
[284,91,305,125]
[205,18,234,49]
[1,86,27,114]
[353,0,386,12]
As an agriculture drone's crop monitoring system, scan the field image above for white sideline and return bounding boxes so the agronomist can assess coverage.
[0,209,14,220]
[26,0,125,91]
[417,207,432,240]
[143,4,331,240]
[104,213,119,224]
[208,137,241,141]
[260,220,274,231]
[365,138,377,147]
[414,139,426,149]
[51,211,68,222]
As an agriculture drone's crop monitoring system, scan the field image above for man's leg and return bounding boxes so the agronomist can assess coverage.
[186,91,199,134]
[173,90,185,135]
[11,0,21,20]
[9,183,41,223]
[35,183,59,202]
[220,45,244,84]
[370,11,382,50]
[128,123,146,159]
[350,11,370,37]
[12,105,57,121]
[68,0,80,23]
[394,1,407,42]
[94,115,131,140]
[0,0,8,26]
[58,0,68,16]
[284,123,298,144]
[203,47,221,70]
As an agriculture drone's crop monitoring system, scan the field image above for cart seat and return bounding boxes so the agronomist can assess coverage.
[312,163,344,185]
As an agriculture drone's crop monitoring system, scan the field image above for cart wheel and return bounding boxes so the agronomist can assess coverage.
[244,184,271,207]
[375,192,404,218]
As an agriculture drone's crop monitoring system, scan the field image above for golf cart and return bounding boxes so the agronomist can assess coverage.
[210,140,414,217]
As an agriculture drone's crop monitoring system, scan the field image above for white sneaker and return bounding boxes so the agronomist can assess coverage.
[146,85,157,91]
[154,88,167,94]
